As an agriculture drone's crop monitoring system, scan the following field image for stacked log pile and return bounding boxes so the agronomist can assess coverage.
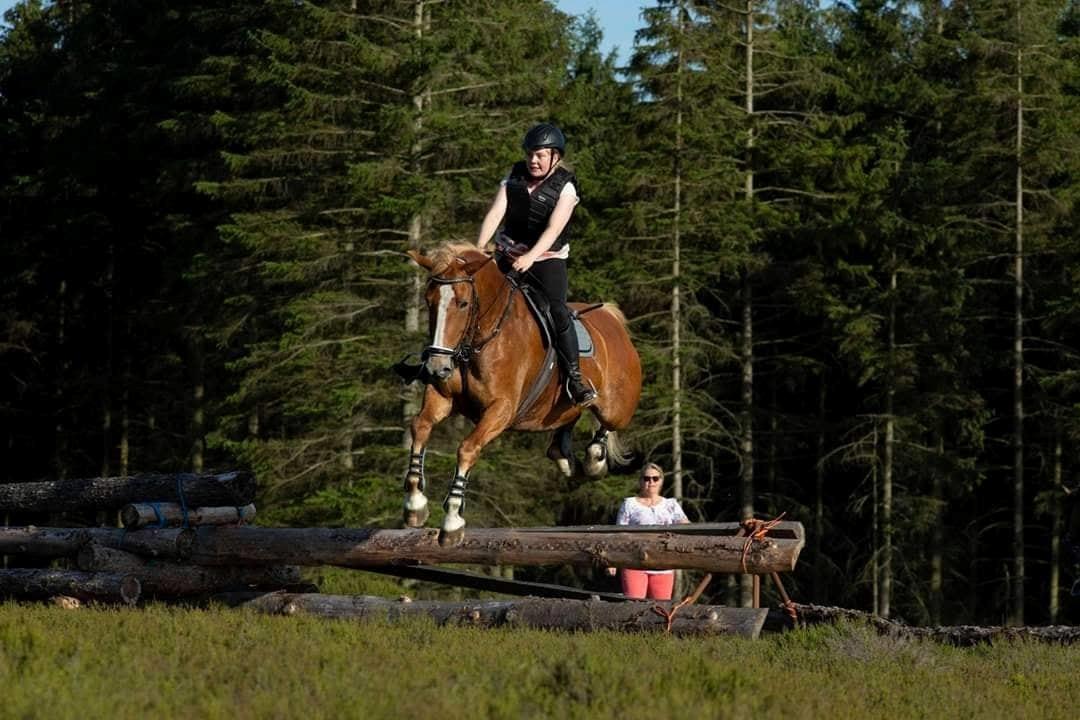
[0,470,808,638]
[0,472,306,605]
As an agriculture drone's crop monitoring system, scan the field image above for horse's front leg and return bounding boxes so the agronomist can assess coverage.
[441,401,513,544]
[404,386,453,528]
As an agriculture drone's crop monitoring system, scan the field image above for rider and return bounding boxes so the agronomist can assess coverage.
[475,122,598,406]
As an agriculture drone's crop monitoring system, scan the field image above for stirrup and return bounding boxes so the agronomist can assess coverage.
[566,378,598,407]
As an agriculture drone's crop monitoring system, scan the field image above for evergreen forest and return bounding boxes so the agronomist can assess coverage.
[3,0,1080,626]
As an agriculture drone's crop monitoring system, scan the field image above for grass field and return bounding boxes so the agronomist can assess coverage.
[1,597,1078,720]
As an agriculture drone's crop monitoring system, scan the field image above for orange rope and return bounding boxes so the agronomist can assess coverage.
[650,573,713,633]
[739,513,786,574]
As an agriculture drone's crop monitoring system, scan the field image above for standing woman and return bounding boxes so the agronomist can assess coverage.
[608,462,690,600]
[475,123,597,406]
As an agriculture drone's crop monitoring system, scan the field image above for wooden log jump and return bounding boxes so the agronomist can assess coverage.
[185,524,804,574]
[236,593,769,638]
[0,471,255,512]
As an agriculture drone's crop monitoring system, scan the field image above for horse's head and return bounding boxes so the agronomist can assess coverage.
[408,245,494,382]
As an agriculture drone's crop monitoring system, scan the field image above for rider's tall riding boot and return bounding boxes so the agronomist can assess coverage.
[555,322,598,407]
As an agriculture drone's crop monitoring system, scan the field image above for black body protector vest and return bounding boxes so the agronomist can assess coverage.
[502,161,576,251]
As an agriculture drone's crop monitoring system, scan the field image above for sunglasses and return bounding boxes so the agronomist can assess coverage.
[641,475,662,482]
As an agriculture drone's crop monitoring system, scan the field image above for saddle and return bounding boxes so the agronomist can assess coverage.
[517,283,596,358]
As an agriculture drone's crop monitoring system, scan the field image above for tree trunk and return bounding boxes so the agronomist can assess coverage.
[872,423,879,616]
[0,568,140,605]
[1049,428,1062,623]
[54,279,68,480]
[237,593,769,638]
[190,339,205,474]
[402,0,430,448]
[881,262,897,619]
[931,433,944,625]
[671,0,685,502]
[186,525,805,574]
[813,372,826,601]
[0,470,256,513]
[121,502,256,530]
[120,344,131,477]
[1011,36,1025,626]
[788,603,1080,645]
[738,0,756,609]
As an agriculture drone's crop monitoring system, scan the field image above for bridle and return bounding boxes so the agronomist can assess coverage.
[423,258,518,370]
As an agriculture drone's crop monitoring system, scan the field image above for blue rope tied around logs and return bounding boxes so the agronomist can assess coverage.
[175,474,192,529]
[150,502,167,528]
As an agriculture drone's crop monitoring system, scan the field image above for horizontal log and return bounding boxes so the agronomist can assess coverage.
[76,544,302,597]
[790,603,1080,645]
[520,521,805,540]
[186,525,803,574]
[239,593,768,638]
[0,568,140,605]
[0,471,255,513]
[121,502,256,530]
[0,526,193,559]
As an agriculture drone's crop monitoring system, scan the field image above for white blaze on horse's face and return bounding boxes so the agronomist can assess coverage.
[423,279,471,381]
[432,284,454,349]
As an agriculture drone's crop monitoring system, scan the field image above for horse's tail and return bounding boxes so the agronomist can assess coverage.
[605,430,631,468]
[598,302,628,327]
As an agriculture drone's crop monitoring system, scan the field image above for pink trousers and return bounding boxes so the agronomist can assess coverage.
[620,569,675,600]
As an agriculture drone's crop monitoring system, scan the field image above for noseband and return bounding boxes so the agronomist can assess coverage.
[423,259,517,369]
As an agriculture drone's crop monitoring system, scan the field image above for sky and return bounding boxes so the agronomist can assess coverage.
[554,0,645,64]
[0,1,645,62]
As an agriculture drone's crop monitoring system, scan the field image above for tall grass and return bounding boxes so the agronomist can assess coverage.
[0,602,1076,720]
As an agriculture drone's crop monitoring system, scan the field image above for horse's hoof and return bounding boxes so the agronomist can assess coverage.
[438,527,465,546]
[403,506,429,528]
[583,443,608,477]
[555,457,572,477]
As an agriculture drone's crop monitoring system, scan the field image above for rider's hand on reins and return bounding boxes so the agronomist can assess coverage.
[512,253,537,273]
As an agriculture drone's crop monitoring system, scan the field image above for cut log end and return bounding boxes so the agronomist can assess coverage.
[120,576,141,605]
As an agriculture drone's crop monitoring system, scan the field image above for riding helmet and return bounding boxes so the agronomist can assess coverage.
[522,123,566,155]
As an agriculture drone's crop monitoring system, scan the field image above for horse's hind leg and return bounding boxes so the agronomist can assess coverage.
[403,387,453,527]
[545,421,578,477]
[583,426,610,478]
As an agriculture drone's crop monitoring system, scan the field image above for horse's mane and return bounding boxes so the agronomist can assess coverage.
[427,242,487,276]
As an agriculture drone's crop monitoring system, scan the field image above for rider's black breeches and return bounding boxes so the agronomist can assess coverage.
[523,259,571,332]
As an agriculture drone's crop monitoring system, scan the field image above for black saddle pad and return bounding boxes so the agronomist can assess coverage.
[519,285,594,358]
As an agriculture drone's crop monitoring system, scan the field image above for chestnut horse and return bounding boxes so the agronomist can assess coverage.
[403,243,641,542]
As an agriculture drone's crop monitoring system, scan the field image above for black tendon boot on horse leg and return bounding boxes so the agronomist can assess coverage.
[554,320,597,407]
[440,472,468,545]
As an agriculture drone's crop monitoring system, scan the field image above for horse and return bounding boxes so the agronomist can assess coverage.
[402,243,642,543]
